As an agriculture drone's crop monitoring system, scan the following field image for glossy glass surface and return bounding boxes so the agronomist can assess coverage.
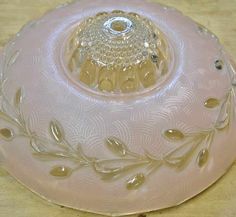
[66,11,170,94]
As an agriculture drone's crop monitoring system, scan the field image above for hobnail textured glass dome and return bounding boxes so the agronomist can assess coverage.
[66,11,170,94]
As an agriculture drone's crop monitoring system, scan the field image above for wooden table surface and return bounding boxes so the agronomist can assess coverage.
[0,0,236,217]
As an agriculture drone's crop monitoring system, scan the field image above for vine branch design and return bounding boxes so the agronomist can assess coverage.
[0,48,235,190]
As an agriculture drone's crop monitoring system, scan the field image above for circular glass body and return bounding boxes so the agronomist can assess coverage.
[0,0,236,216]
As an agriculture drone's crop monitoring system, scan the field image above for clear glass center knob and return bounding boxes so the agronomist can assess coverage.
[66,11,171,95]
[103,17,133,36]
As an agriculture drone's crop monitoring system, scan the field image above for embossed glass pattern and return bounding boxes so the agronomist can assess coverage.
[0,0,236,216]
[66,11,170,93]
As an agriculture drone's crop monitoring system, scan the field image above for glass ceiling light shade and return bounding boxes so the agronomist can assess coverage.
[0,0,236,216]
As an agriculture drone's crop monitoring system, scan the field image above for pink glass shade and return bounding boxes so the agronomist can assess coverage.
[0,0,236,216]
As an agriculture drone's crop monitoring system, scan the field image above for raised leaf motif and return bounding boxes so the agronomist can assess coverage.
[126,173,145,190]
[50,166,72,178]
[215,93,231,130]
[49,120,64,143]
[164,135,206,169]
[0,45,234,191]
[14,88,23,107]
[204,98,220,109]
[7,50,20,67]
[197,148,209,167]
[106,137,129,157]
[164,129,185,141]
[0,128,14,141]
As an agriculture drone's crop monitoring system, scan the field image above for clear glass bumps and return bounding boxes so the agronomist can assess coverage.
[66,11,170,94]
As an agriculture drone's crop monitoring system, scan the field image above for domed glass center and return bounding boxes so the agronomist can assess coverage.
[66,11,171,94]
[104,17,133,36]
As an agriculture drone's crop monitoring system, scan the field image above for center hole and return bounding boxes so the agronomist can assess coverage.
[111,20,127,32]
[103,17,133,36]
